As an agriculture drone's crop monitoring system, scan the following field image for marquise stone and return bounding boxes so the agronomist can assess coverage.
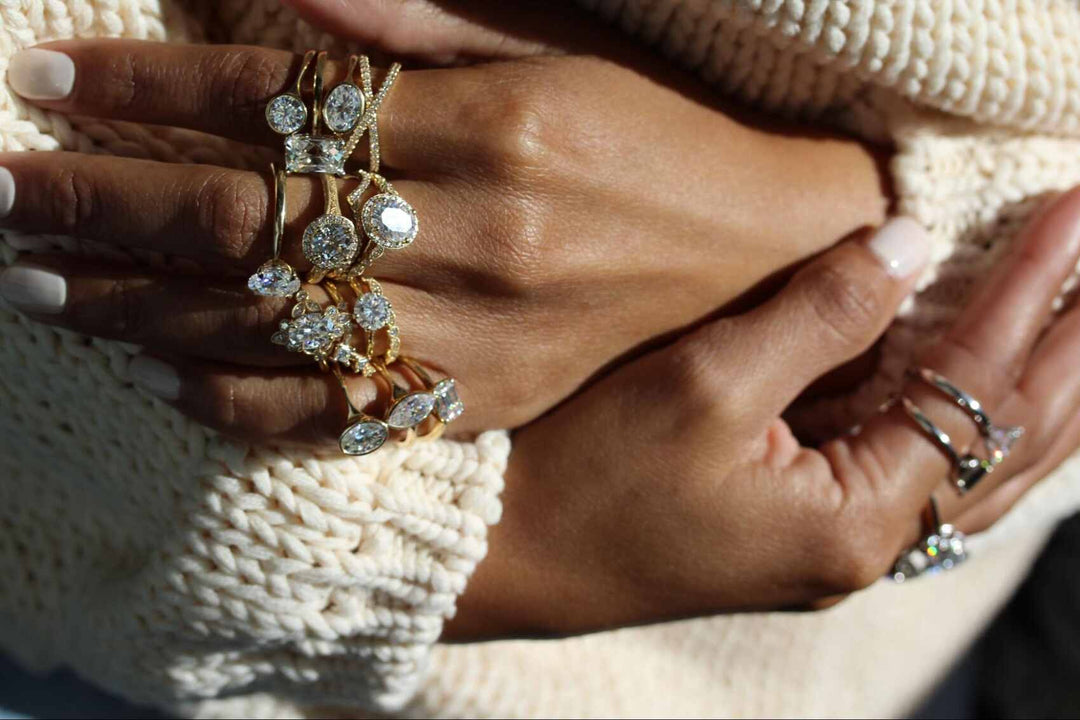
[340,420,388,455]
[247,259,300,297]
[387,393,436,429]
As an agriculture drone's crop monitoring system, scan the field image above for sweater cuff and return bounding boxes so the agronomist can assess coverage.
[155,430,509,713]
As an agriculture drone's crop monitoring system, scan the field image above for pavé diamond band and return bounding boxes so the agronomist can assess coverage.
[891,497,967,582]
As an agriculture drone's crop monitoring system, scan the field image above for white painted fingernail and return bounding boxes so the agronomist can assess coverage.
[0,168,14,217]
[129,355,181,401]
[867,217,931,278]
[0,265,66,313]
[8,48,76,100]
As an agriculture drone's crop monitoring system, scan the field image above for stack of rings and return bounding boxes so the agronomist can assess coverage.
[248,51,464,456]
[884,367,1025,580]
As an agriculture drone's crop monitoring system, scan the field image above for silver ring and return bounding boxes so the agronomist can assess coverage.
[891,498,967,582]
[898,396,995,493]
[910,367,1024,466]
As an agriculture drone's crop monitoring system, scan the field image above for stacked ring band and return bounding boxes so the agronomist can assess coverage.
[891,497,967,582]
[252,51,463,456]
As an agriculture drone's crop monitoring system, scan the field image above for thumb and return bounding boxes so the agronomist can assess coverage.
[686,217,931,425]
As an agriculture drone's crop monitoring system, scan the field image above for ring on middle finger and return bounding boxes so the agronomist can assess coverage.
[897,395,996,493]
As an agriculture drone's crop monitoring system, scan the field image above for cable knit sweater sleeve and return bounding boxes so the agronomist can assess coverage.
[3,1,1080,719]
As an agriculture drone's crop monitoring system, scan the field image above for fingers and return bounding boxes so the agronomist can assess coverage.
[819,191,1080,550]
[7,40,465,170]
[0,256,434,367]
[0,152,446,277]
[699,217,930,425]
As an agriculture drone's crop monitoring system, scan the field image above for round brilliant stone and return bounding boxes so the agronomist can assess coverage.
[266,94,308,135]
[339,420,388,455]
[303,214,360,270]
[354,293,391,331]
[362,193,418,249]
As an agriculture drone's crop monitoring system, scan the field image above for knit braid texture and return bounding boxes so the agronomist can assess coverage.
[1,1,1080,718]
[0,1,507,714]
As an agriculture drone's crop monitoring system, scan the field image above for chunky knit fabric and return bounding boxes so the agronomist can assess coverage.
[1,1,1080,718]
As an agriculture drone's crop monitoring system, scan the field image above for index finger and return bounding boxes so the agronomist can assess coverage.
[7,40,465,170]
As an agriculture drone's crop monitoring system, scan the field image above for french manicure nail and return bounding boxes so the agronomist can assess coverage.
[0,265,66,314]
[867,217,932,278]
[8,48,76,100]
[129,355,181,401]
[0,168,14,218]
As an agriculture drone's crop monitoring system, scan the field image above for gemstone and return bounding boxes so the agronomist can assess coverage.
[285,134,347,175]
[354,293,391,331]
[433,378,464,422]
[266,94,308,135]
[274,305,351,356]
[333,343,369,372]
[303,214,360,271]
[987,425,1024,464]
[339,420,389,456]
[323,83,365,134]
[362,193,418,249]
[387,392,436,429]
[247,259,301,297]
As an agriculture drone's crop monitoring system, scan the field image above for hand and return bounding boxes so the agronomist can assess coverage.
[447,193,1080,639]
[0,40,886,445]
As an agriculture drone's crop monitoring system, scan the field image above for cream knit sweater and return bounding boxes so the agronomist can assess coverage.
[2,1,1080,718]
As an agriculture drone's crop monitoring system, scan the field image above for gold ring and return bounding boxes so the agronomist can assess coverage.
[247,164,301,297]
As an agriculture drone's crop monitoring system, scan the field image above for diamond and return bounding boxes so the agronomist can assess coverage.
[273,304,351,357]
[387,392,436,429]
[285,134,346,175]
[247,259,301,297]
[266,94,308,135]
[433,378,464,422]
[303,214,360,271]
[362,193,418,249]
[354,293,391,331]
[987,425,1024,464]
[332,343,369,372]
[323,83,365,134]
[340,420,388,456]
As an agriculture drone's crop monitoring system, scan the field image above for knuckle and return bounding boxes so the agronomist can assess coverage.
[813,510,897,593]
[104,277,149,340]
[207,48,290,117]
[662,330,745,419]
[801,261,886,352]
[477,73,556,171]
[196,172,267,262]
[89,50,139,111]
[47,166,97,235]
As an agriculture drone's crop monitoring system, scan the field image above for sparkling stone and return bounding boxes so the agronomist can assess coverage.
[987,425,1024,464]
[278,306,350,356]
[266,94,308,135]
[323,83,365,134]
[303,214,360,270]
[247,259,300,297]
[433,378,464,422]
[354,293,391,331]
[333,343,369,372]
[285,134,346,175]
[387,392,436,429]
[339,420,388,456]
[362,193,418,249]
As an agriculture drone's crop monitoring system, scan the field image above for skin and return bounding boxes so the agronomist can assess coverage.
[0,40,888,443]
[447,190,1080,639]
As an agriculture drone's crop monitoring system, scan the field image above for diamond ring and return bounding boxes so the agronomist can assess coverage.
[891,498,967,582]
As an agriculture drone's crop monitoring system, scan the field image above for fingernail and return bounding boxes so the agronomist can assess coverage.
[867,217,931,278]
[129,355,181,401]
[8,48,76,100]
[0,265,66,313]
[0,168,14,217]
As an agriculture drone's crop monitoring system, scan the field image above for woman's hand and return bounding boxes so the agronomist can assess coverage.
[0,40,886,444]
[446,192,1080,639]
